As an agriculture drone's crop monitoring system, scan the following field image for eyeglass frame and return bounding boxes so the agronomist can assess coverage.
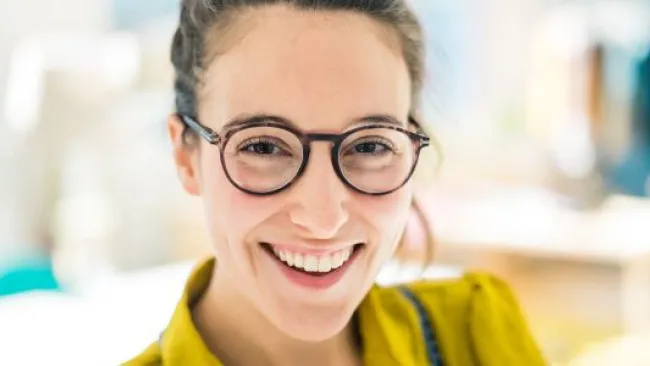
[178,113,431,196]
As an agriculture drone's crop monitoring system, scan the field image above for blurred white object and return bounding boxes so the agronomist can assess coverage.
[0,261,190,366]
[569,333,650,366]
[3,33,140,137]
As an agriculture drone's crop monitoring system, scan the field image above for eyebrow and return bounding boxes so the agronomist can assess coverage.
[222,113,407,132]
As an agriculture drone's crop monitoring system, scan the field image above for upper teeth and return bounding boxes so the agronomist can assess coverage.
[272,247,354,273]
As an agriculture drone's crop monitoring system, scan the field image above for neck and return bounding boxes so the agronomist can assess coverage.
[193,263,361,366]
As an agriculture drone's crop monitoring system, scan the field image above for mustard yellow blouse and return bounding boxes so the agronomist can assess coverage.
[124,258,546,365]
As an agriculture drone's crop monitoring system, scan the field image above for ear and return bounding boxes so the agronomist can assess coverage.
[168,114,201,196]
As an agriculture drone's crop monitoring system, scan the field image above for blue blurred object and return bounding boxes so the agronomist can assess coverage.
[609,50,650,196]
[632,50,650,147]
[0,255,60,297]
[112,0,178,29]
[609,145,650,196]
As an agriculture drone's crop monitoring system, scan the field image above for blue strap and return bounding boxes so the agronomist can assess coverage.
[399,287,444,366]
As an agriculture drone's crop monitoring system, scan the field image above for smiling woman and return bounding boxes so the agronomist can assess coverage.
[124,1,546,365]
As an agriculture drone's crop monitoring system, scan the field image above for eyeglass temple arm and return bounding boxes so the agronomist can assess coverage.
[408,115,431,146]
[179,115,220,143]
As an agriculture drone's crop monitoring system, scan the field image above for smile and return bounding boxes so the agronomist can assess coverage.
[261,243,364,289]
[270,246,354,274]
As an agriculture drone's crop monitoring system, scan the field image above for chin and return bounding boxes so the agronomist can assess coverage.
[255,284,360,342]
[272,303,354,342]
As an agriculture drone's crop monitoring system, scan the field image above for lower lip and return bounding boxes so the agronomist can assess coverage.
[264,245,362,290]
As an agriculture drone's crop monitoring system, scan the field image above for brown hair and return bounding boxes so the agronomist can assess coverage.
[172,0,436,266]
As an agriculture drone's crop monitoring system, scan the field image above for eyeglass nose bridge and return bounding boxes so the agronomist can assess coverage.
[294,132,351,195]
[299,132,345,167]
[303,132,344,144]
[299,132,346,163]
[302,130,355,156]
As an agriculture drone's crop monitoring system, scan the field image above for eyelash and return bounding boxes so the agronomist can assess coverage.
[237,137,291,156]
[344,137,396,155]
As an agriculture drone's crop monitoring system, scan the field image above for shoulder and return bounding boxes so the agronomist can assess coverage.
[121,342,161,366]
[377,272,547,365]
[374,272,507,315]
[406,271,521,310]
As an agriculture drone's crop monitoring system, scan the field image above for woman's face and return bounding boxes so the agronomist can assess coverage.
[171,6,414,341]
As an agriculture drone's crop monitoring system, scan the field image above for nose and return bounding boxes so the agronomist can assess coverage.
[288,144,349,239]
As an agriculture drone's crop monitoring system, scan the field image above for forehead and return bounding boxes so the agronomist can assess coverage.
[199,5,412,131]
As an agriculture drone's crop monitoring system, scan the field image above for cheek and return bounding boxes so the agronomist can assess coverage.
[199,152,278,246]
[222,193,279,239]
[357,188,412,242]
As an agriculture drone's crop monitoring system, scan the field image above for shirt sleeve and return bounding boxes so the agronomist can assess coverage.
[464,273,548,366]
[121,342,162,366]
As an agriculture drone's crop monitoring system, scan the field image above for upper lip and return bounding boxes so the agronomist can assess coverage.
[261,241,362,255]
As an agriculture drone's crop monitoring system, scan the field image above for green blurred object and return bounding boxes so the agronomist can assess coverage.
[0,256,60,297]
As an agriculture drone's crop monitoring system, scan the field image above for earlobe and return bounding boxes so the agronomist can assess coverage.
[168,114,201,196]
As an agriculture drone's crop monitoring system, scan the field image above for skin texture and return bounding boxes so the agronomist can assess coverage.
[168,5,414,366]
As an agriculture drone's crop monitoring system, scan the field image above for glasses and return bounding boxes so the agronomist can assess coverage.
[180,114,430,196]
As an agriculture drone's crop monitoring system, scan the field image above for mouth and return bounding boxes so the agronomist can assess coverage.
[260,242,364,289]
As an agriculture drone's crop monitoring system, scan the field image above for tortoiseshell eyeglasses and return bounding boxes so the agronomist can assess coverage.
[180,114,430,196]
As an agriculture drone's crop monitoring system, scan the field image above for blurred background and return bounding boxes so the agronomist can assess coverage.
[1,0,650,364]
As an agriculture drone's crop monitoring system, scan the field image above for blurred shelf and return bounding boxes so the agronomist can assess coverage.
[415,187,650,265]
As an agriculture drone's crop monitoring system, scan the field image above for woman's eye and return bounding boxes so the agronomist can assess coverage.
[245,142,280,155]
[347,138,396,156]
[354,142,388,154]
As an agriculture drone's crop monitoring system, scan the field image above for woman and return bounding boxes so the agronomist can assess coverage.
[126,0,546,365]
